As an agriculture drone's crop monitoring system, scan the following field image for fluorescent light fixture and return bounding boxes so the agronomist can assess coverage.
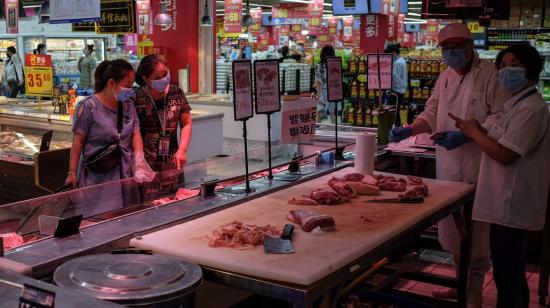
[407,12,421,16]
[280,0,311,3]
[301,30,309,35]
[408,1,423,4]
[324,3,332,6]
[404,20,427,24]
[405,17,426,22]
[409,7,421,10]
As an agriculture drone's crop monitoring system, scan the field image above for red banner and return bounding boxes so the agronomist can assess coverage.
[257,33,269,51]
[290,4,309,18]
[307,0,323,33]
[341,17,354,43]
[5,0,18,34]
[248,8,262,35]
[317,30,330,47]
[272,5,290,19]
[25,54,52,67]
[360,15,389,53]
[327,17,339,36]
[136,0,152,35]
[224,0,242,34]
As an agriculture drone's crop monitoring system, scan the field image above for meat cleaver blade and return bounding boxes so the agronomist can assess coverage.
[263,237,294,254]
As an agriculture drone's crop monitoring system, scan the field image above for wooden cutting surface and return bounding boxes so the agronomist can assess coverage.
[131,168,474,286]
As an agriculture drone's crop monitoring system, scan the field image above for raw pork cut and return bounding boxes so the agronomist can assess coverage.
[332,173,365,182]
[309,189,343,205]
[407,176,423,185]
[328,179,357,198]
[361,175,379,186]
[0,233,24,250]
[207,221,281,249]
[399,184,429,199]
[345,182,380,195]
[377,180,407,192]
[288,197,318,205]
[152,188,200,206]
[288,210,335,232]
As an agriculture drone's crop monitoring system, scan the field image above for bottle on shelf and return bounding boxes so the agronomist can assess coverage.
[358,54,366,74]
[359,81,367,99]
[350,79,359,98]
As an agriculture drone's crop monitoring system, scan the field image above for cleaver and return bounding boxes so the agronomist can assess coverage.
[264,224,295,254]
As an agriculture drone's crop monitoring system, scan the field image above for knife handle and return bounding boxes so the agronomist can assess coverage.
[281,224,294,240]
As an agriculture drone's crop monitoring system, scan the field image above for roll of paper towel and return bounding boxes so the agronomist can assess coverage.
[355,133,376,175]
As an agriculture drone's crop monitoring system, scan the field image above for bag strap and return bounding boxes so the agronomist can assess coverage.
[117,100,123,136]
[512,88,538,108]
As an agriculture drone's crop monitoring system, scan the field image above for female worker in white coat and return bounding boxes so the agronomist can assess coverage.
[390,23,511,306]
[451,44,550,308]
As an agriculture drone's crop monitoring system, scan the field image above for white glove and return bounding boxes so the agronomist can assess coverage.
[132,151,156,183]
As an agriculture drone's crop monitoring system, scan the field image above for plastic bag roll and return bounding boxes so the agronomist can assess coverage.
[355,132,376,175]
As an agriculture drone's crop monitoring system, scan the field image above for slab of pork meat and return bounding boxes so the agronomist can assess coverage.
[310,189,343,205]
[345,181,380,195]
[328,179,357,198]
[399,184,429,198]
[288,197,319,205]
[288,210,336,232]
[0,233,24,250]
[407,176,424,185]
[332,172,365,182]
[362,175,379,186]
[377,179,407,192]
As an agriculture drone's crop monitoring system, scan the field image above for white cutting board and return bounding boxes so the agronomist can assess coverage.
[131,168,473,286]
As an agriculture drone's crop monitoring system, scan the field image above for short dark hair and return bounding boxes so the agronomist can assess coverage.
[281,46,290,57]
[86,44,94,53]
[94,59,134,92]
[320,45,335,64]
[135,54,167,86]
[33,43,46,54]
[7,46,16,54]
[495,44,542,82]
[384,44,400,55]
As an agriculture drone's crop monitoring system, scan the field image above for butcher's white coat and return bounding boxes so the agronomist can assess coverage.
[473,86,550,230]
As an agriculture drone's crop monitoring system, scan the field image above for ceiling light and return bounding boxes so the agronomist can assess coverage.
[408,1,423,4]
[407,12,421,16]
[154,2,173,26]
[404,20,427,24]
[201,1,213,26]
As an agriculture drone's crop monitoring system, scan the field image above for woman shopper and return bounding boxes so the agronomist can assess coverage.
[450,44,550,308]
[66,59,154,214]
[314,45,339,123]
[132,54,192,201]
[78,44,96,89]
[33,43,46,55]
[2,46,24,98]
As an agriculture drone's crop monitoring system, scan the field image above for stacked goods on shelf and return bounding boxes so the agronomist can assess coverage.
[486,29,550,50]
[405,56,445,104]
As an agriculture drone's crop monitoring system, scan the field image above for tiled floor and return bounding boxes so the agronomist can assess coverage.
[393,250,549,308]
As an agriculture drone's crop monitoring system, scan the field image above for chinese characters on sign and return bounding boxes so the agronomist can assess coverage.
[280,97,317,144]
[50,0,100,23]
[5,0,18,34]
[25,54,53,97]
[367,54,393,90]
[326,57,344,102]
[232,60,254,121]
[225,0,243,34]
[254,60,281,114]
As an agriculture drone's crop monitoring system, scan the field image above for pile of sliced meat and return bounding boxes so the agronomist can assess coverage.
[207,221,281,249]
[0,233,24,250]
[288,173,380,205]
[288,210,335,232]
[152,188,199,206]
[288,173,429,206]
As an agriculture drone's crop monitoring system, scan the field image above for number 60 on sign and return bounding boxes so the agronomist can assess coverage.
[24,54,53,97]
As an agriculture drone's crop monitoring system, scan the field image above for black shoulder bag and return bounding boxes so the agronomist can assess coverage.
[83,100,123,173]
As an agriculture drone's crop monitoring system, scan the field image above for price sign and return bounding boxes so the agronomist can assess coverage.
[224,0,243,34]
[367,53,393,90]
[326,57,344,102]
[467,21,484,33]
[254,60,281,114]
[280,96,317,144]
[232,60,254,121]
[24,54,53,97]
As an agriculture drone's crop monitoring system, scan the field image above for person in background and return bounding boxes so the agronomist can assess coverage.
[315,45,339,124]
[66,59,154,214]
[2,46,24,98]
[280,46,297,63]
[132,54,193,201]
[33,43,47,55]
[450,44,550,308]
[78,44,96,89]
[384,43,407,126]
[389,23,510,307]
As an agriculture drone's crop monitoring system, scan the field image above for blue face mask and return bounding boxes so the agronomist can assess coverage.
[498,67,528,93]
[442,48,468,69]
[149,73,170,91]
[116,86,134,102]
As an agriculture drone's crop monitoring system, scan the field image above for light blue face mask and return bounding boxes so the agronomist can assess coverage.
[149,72,170,91]
[498,67,528,93]
[116,86,134,102]
[442,48,468,69]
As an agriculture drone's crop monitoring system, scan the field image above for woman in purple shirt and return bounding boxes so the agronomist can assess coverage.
[65,60,154,215]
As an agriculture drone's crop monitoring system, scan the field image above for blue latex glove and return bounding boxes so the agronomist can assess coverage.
[434,131,469,150]
[390,126,413,142]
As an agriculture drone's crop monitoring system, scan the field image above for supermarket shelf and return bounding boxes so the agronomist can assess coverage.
[487,39,530,42]
[488,27,550,31]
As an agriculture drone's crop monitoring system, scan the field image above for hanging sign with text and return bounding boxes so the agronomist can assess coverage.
[224,0,243,34]
[280,96,317,144]
[367,53,393,90]
[254,60,281,114]
[326,57,344,102]
[25,54,53,96]
[232,60,254,121]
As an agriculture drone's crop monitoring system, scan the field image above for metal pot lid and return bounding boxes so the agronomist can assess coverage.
[53,253,202,305]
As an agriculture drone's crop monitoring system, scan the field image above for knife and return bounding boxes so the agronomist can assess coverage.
[365,197,424,204]
[264,224,295,254]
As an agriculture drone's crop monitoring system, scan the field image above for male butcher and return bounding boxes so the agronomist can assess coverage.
[390,23,510,307]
